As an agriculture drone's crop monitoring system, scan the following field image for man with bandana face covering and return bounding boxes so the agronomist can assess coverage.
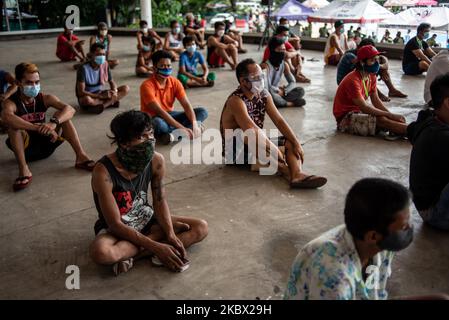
[261,37,305,108]
[333,45,408,138]
[220,59,327,189]
[285,178,418,300]
[90,110,208,276]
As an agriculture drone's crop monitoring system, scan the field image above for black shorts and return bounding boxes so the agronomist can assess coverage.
[225,135,286,165]
[94,218,157,236]
[403,62,423,75]
[6,130,64,162]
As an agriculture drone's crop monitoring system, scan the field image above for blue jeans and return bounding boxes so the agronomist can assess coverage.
[420,183,449,231]
[152,107,208,136]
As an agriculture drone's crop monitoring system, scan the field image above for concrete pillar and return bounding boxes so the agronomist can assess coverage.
[140,0,152,28]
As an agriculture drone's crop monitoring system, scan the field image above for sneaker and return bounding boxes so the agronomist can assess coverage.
[384,131,404,141]
[152,256,190,272]
[157,133,175,145]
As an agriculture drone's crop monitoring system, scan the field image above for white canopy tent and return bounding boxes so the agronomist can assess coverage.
[383,0,416,7]
[379,7,449,30]
[307,0,394,23]
[302,0,330,10]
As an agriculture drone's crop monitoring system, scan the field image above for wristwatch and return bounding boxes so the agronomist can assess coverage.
[50,116,60,126]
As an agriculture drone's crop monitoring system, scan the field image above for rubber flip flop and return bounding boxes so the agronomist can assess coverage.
[13,176,33,191]
[290,175,327,189]
[75,160,96,172]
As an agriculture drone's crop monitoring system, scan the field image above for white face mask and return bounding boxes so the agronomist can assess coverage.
[249,78,264,95]
[100,30,108,37]
[217,30,225,37]
[141,27,148,33]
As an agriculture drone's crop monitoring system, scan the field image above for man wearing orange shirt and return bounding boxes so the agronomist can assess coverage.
[140,50,208,144]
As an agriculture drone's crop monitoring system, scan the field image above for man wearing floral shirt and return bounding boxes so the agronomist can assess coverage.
[284,178,413,300]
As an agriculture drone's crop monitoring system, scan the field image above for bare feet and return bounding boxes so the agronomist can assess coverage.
[295,74,311,83]
[388,90,408,98]
[378,90,391,102]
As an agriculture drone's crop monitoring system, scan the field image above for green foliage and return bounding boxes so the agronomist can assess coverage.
[151,0,183,27]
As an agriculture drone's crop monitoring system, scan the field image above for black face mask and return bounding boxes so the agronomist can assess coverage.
[377,226,414,252]
[269,51,285,67]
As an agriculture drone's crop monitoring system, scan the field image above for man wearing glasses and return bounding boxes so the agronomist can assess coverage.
[220,58,327,189]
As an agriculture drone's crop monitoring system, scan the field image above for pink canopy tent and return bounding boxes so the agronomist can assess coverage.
[415,0,438,5]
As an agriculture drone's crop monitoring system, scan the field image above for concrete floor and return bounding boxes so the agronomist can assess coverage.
[0,36,448,300]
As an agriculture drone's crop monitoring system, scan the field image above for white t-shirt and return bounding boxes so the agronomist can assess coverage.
[424,50,449,104]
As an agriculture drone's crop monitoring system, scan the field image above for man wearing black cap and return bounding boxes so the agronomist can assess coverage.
[324,20,348,66]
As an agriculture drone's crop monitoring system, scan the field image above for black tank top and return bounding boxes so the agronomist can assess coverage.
[10,91,47,124]
[93,155,154,234]
[207,35,225,61]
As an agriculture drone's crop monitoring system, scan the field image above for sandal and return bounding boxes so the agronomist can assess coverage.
[75,160,96,172]
[13,176,32,191]
[112,258,134,276]
[290,175,327,189]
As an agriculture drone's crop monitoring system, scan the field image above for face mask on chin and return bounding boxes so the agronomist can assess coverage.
[116,139,155,174]
[377,226,414,252]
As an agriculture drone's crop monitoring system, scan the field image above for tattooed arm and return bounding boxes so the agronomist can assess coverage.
[91,161,162,253]
[151,152,187,258]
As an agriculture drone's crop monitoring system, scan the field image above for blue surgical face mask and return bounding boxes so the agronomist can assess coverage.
[173,27,181,34]
[424,32,430,39]
[364,61,380,74]
[340,27,345,33]
[142,45,151,52]
[95,55,106,65]
[157,67,172,77]
[187,44,196,53]
[23,84,40,98]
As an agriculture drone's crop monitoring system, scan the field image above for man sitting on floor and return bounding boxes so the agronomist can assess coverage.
[56,25,86,63]
[402,23,436,75]
[1,62,95,191]
[207,21,238,70]
[409,74,449,231]
[324,20,348,66]
[224,20,247,53]
[140,50,208,145]
[333,45,407,138]
[285,178,414,300]
[220,58,327,189]
[89,22,120,69]
[89,110,208,276]
[135,36,156,78]
[423,49,449,104]
[278,17,301,51]
[76,43,129,114]
[261,37,305,108]
[336,39,407,101]
[263,26,310,83]
[0,69,18,132]
[178,36,216,89]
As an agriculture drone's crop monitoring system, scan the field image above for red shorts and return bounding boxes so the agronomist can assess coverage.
[208,51,225,68]
[327,54,340,66]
